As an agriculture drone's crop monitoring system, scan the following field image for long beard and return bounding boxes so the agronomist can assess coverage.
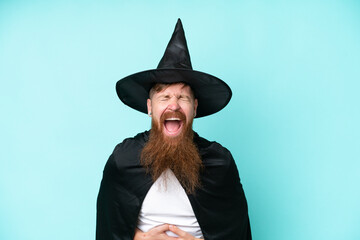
[140,112,202,194]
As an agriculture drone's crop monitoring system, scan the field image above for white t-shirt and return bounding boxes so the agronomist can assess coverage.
[137,169,203,238]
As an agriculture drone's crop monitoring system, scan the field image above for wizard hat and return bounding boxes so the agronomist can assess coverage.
[116,19,232,118]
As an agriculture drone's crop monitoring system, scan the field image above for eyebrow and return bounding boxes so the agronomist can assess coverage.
[156,93,170,98]
[179,94,191,100]
[156,92,192,99]
[154,94,170,101]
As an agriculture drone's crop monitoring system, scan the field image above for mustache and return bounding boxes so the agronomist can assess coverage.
[160,111,186,123]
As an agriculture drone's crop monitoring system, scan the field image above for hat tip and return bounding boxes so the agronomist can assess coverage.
[175,18,183,30]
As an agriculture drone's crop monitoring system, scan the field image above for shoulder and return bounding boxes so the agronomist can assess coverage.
[112,130,149,155]
[194,133,241,188]
[103,131,149,176]
[194,132,234,166]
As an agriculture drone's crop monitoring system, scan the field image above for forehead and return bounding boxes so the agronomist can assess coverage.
[159,83,192,94]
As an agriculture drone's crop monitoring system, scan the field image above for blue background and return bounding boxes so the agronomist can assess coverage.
[1,1,359,239]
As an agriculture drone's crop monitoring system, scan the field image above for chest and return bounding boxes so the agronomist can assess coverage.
[137,170,203,238]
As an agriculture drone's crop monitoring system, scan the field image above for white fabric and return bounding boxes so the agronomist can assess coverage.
[137,169,203,238]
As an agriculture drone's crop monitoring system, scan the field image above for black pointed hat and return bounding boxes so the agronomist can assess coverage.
[116,19,232,118]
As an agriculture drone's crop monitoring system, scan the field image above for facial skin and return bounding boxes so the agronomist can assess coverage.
[147,83,198,138]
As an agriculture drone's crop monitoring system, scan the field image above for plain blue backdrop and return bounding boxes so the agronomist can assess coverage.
[1,0,359,239]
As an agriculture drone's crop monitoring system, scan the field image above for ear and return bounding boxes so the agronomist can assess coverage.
[147,99,152,117]
[194,99,198,117]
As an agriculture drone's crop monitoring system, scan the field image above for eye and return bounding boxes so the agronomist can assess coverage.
[160,95,170,101]
[179,95,191,102]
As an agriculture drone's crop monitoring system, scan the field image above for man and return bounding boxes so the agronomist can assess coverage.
[96,19,251,240]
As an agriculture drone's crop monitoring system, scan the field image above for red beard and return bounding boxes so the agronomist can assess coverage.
[140,111,202,194]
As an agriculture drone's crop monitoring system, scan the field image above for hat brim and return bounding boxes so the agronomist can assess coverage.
[116,68,232,118]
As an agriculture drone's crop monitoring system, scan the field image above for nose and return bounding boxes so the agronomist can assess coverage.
[167,97,180,111]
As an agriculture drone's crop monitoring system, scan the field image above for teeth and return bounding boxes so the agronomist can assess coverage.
[166,118,180,121]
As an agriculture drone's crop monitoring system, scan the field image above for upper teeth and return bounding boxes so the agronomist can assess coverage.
[166,118,180,121]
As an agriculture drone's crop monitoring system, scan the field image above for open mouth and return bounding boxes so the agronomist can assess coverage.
[164,117,183,136]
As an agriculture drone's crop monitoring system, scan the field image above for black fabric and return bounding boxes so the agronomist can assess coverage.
[157,19,192,70]
[96,131,251,240]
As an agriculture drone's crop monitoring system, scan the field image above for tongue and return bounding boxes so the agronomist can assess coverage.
[165,120,180,132]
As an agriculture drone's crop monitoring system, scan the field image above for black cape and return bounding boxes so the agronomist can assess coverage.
[96,131,251,240]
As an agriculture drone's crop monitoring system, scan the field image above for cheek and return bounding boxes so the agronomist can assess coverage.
[152,104,165,114]
[181,105,194,117]
[152,107,167,120]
